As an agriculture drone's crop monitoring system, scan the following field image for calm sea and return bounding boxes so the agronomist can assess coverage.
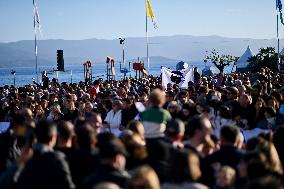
[0,61,234,87]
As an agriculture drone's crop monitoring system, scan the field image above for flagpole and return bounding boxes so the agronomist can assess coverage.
[146,0,149,74]
[33,0,38,82]
[35,30,38,82]
[277,11,280,63]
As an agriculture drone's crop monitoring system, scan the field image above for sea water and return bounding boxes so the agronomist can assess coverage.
[0,62,234,87]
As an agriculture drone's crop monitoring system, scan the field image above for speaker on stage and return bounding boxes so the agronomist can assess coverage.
[57,50,64,71]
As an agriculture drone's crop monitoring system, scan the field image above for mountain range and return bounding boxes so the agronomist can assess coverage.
[0,35,282,68]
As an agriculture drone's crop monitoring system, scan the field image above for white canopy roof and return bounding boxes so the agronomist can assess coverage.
[281,47,284,55]
[236,46,255,68]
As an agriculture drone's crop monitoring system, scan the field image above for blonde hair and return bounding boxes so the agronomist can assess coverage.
[265,143,283,175]
[129,166,160,189]
[94,182,120,189]
[149,89,165,108]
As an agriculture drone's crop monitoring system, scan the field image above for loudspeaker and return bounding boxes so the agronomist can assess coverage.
[57,50,64,71]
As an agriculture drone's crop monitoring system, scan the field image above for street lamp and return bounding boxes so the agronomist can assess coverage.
[119,38,126,79]
[11,69,16,86]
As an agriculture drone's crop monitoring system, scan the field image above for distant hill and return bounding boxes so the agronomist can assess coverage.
[0,35,282,68]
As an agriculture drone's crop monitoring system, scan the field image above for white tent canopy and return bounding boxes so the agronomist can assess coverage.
[236,46,255,69]
[280,47,284,55]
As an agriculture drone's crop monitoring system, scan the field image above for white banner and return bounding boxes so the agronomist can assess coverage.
[161,66,194,89]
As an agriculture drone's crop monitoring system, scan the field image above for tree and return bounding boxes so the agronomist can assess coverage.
[204,49,238,74]
[247,47,280,73]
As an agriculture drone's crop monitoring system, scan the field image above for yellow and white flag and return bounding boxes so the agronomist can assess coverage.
[146,0,158,29]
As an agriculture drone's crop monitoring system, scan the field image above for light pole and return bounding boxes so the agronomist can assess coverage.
[11,70,16,86]
[119,38,126,79]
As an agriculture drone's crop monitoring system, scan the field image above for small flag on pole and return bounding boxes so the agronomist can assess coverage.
[33,0,41,33]
[146,0,158,29]
[276,0,284,25]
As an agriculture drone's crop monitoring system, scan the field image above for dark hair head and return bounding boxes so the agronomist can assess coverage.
[198,85,208,94]
[273,125,284,153]
[57,121,74,142]
[99,139,128,159]
[178,91,188,98]
[75,121,96,149]
[182,102,195,112]
[122,98,132,105]
[219,106,232,119]
[93,80,100,86]
[35,120,57,144]
[96,132,116,150]
[166,91,175,98]
[10,113,26,129]
[246,176,282,189]
[220,126,240,144]
[166,118,185,137]
[170,149,201,183]
[127,120,143,135]
[264,107,276,117]
[186,115,206,138]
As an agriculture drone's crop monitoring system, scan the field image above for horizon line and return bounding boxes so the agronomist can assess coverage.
[0,34,281,43]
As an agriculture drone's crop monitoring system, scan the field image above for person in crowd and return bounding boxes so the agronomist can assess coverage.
[246,134,283,176]
[266,96,280,112]
[128,165,160,189]
[93,182,121,189]
[42,71,50,89]
[177,91,189,107]
[69,120,100,188]
[163,91,175,109]
[213,166,236,189]
[177,102,195,122]
[18,120,75,189]
[63,100,79,123]
[273,125,284,167]
[121,98,138,129]
[84,102,95,117]
[126,120,145,145]
[119,130,147,170]
[166,101,180,119]
[165,118,185,148]
[251,97,266,126]
[0,114,24,174]
[34,104,46,123]
[104,100,123,136]
[246,175,283,189]
[89,80,100,100]
[77,101,86,117]
[56,121,75,150]
[196,85,208,103]
[82,139,130,189]
[257,107,278,130]
[214,106,236,130]
[183,115,213,154]
[86,112,104,134]
[140,89,171,138]
[223,87,239,108]
[206,126,243,170]
[162,149,208,189]
[47,103,64,122]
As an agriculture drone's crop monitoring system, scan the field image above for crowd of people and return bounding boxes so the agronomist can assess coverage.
[0,67,284,189]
